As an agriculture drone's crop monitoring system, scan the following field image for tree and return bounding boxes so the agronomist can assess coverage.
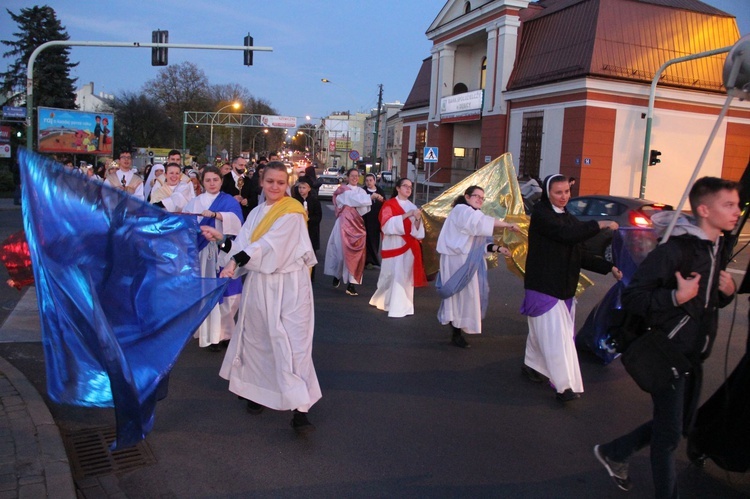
[1,5,78,109]
[142,62,212,150]
[108,91,172,151]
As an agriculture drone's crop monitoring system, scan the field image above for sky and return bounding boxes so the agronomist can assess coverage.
[1,0,748,122]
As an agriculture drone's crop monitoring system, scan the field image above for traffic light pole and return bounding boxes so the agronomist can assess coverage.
[24,39,272,151]
[638,45,730,199]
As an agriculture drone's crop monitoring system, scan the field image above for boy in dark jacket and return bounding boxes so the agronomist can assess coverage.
[594,176,740,498]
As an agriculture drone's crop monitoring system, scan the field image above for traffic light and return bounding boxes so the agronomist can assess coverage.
[15,130,22,138]
[243,34,254,66]
[408,151,418,164]
[649,149,661,166]
[151,30,168,66]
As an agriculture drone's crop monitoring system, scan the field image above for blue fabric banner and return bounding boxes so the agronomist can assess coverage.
[576,227,658,364]
[19,149,229,449]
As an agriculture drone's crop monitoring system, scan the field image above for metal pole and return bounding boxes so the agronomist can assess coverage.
[25,39,272,151]
[371,84,383,174]
[182,111,187,152]
[638,45,731,199]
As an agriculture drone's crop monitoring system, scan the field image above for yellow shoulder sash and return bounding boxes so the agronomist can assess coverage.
[251,197,308,242]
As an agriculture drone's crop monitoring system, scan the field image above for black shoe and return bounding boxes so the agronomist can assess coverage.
[594,445,632,491]
[521,365,548,383]
[346,283,358,296]
[219,339,230,349]
[246,400,265,415]
[332,277,340,288]
[206,343,221,352]
[291,410,316,435]
[451,330,470,349]
[555,389,580,403]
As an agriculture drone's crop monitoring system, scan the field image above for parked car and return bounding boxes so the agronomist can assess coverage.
[317,174,342,199]
[378,171,394,183]
[324,166,341,176]
[566,195,673,262]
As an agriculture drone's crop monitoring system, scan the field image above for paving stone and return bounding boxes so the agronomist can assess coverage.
[18,474,43,485]
[18,482,45,499]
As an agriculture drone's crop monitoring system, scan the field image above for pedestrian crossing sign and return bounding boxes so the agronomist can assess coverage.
[424,147,438,163]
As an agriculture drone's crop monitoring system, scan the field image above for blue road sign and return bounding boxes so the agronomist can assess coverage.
[424,147,438,163]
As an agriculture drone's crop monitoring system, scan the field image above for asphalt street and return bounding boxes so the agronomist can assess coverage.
[0,196,749,497]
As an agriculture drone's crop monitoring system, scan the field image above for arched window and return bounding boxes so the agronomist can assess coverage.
[464,2,471,14]
[480,56,487,90]
[453,82,468,95]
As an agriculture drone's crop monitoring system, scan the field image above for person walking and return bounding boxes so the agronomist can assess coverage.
[204,161,321,435]
[436,185,519,348]
[362,173,386,269]
[324,168,372,296]
[182,166,244,351]
[522,174,621,402]
[369,178,426,317]
[594,176,739,498]
[292,176,322,281]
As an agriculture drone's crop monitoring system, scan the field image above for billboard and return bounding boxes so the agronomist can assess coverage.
[260,115,297,128]
[0,126,10,158]
[37,107,114,155]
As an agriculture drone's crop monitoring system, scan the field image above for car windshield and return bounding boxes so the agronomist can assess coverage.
[320,177,339,185]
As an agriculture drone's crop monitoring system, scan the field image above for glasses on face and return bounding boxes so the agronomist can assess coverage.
[120,154,131,159]
[470,194,486,201]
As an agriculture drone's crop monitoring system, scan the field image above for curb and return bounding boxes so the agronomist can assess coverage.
[0,355,75,498]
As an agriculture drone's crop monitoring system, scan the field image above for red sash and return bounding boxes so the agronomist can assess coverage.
[379,198,427,287]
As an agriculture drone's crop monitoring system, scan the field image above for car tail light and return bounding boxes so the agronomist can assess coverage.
[630,211,651,227]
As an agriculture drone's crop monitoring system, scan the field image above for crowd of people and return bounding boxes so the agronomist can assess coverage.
[40,149,747,496]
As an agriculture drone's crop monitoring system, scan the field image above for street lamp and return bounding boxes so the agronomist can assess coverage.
[296,130,315,165]
[251,128,269,156]
[209,101,241,160]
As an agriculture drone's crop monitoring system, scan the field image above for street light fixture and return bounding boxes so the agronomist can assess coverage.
[251,128,269,155]
[209,101,242,160]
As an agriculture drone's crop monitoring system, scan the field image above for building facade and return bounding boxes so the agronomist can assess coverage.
[401,0,750,205]
[74,82,113,113]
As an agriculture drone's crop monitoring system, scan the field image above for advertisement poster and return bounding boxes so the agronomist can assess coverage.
[37,107,114,155]
[0,126,10,158]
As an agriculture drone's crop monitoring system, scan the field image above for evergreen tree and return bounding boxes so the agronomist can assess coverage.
[1,5,78,109]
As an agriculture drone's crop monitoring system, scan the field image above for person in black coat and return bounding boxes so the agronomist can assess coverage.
[361,173,386,269]
[596,177,740,497]
[521,174,621,402]
[292,176,323,281]
[220,156,253,219]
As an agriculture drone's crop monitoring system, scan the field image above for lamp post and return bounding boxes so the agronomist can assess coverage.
[296,130,315,166]
[209,101,241,160]
[250,128,269,156]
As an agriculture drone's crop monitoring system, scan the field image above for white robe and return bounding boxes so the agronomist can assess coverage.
[219,202,321,412]
[151,181,195,213]
[323,185,371,284]
[183,192,243,347]
[435,204,495,335]
[524,300,583,393]
[369,198,425,317]
[104,169,144,200]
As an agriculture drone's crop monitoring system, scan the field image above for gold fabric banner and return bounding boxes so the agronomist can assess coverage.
[421,153,593,295]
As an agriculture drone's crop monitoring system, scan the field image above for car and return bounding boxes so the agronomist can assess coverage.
[324,166,340,176]
[566,195,673,262]
[378,171,394,183]
[317,174,342,199]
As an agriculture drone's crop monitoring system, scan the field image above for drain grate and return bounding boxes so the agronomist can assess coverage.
[61,426,156,480]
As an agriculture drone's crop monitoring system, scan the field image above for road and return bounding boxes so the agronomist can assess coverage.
[0,197,748,497]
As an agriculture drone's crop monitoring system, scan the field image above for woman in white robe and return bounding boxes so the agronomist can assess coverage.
[151,163,195,212]
[183,166,243,350]
[369,178,426,317]
[436,185,518,348]
[206,161,320,435]
[324,168,372,296]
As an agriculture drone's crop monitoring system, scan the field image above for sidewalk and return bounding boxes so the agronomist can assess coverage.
[0,352,74,498]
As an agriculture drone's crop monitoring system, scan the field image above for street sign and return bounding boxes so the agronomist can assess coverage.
[424,147,438,163]
[2,106,25,119]
[349,150,360,161]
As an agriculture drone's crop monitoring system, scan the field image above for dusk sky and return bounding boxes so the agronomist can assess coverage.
[1,0,748,121]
